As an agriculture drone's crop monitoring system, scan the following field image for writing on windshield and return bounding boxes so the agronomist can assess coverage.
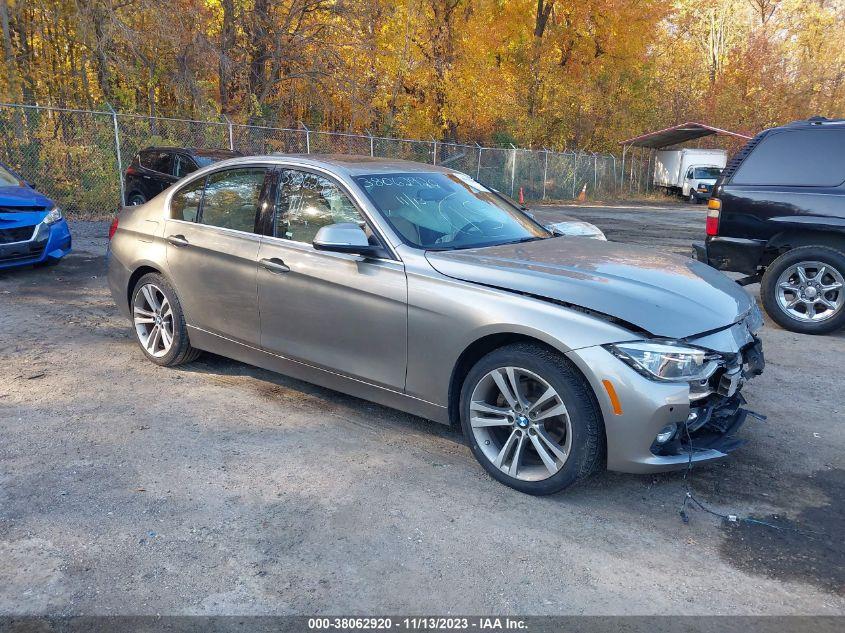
[353,172,548,250]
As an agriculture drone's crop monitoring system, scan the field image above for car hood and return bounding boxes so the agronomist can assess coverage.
[0,185,53,209]
[425,237,754,339]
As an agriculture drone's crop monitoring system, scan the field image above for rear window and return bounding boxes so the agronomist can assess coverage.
[731,129,845,187]
[140,151,174,175]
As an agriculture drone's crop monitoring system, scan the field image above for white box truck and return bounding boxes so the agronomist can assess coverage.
[653,148,727,202]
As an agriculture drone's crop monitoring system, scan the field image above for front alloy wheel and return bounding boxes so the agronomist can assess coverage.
[460,343,604,495]
[469,367,572,481]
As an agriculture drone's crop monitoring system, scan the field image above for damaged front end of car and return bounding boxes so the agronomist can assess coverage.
[565,300,766,474]
[647,335,765,458]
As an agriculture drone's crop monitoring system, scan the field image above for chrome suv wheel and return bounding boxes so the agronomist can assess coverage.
[460,343,604,495]
[130,272,202,366]
[762,246,845,335]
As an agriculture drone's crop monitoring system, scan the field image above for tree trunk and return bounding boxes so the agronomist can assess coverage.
[218,0,235,114]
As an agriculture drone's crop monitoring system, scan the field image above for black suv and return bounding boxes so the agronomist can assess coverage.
[124,147,241,206]
[694,117,845,334]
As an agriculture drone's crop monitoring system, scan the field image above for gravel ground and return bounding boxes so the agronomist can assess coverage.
[0,202,843,616]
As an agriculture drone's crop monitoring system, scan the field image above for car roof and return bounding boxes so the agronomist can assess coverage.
[213,154,458,177]
[138,146,241,157]
[775,117,845,131]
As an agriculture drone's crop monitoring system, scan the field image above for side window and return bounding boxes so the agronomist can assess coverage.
[142,151,174,175]
[732,129,845,187]
[175,155,198,178]
[686,168,694,179]
[170,177,205,221]
[199,167,266,233]
[275,169,368,244]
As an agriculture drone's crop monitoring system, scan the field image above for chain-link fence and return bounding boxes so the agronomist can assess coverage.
[0,103,651,217]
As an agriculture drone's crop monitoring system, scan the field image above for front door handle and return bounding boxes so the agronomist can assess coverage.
[167,234,189,247]
[260,257,290,274]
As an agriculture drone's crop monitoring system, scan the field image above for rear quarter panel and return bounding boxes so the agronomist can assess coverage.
[107,202,168,316]
[718,184,845,242]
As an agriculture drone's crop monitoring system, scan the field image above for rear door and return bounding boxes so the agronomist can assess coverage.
[163,166,270,346]
[256,167,408,390]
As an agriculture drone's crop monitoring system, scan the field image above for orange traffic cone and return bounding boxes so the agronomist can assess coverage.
[519,187,525,205]
[577,184,587,202]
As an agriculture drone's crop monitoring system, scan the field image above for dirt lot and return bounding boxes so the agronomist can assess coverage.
[1,201,843,615]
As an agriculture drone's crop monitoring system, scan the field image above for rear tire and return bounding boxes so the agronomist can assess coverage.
[761,246,845,334]
[130,272,201,366]
[127,192,146,206]
[459,343,604,495]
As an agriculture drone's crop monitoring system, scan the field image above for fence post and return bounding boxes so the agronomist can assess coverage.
[475,144,482,181]
[541,147,549,200]
[432,139,437,165]
[593,152,598,193]
[106,104,125,206]
[299,121,310,154]
[572,152,578,199]
[222,114,234,151]
[620,144,628,190]
[609,155,617,195]
[368,131,374,157]
[510,144,517,196]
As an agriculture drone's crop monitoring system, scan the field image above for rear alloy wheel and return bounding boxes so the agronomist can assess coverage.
[761,246,845,334]
[460,343,604,495]
[127,192,146,206]
[131,273,201,366]
[133,283,175,358]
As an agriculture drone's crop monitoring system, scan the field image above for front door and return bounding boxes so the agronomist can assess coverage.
[683,167,694,196]
[257,168,407,391]
[164,166,269,346]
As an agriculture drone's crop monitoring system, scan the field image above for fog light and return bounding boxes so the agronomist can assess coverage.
[655,424,677,444]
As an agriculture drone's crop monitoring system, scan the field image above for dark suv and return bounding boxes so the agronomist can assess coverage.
[694,117,845,334]
[124,147,241,206]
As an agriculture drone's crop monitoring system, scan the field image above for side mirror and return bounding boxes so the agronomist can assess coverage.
[313,222,380,257]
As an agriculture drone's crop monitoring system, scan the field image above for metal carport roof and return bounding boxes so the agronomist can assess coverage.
[619,122,751,149]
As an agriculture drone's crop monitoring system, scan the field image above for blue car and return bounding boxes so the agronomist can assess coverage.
[0,162,71,270]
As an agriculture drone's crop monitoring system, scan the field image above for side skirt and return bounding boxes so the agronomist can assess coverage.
[187,326,450,425]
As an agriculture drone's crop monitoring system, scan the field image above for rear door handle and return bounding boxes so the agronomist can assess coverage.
[167,234,189,247]
[260,257,290,274]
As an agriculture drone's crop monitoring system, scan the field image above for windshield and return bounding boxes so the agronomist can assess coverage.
[0,164,21,187]
[353,172,550,250]
[694,167,722,179]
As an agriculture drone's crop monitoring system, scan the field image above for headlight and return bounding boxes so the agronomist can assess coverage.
[42,206,63,225]
[548,220,607,240]
[606,341,720,382]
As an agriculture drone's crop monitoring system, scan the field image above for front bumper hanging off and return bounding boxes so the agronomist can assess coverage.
[566,334,765,474]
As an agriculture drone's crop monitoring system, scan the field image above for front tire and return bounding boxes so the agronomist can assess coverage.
[459,343,604,495]
[761,246,845,334]
[130,273,201,366]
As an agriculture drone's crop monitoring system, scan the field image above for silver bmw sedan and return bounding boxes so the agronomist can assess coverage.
[107,155,765,495]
